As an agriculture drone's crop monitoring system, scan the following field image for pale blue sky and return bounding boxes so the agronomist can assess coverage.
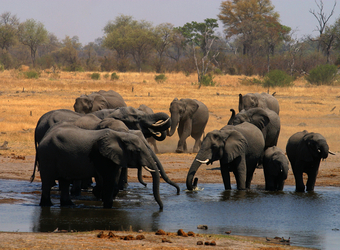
[0,0,338,44]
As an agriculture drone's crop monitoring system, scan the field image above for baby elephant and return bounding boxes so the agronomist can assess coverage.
[263,146,289,191]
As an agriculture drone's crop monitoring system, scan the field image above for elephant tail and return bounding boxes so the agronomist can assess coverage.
[30,140,38,183]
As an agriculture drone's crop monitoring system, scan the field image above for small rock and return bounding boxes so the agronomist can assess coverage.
[177,229,188,237]
[162,238,172,243]
[155,229,167,235]
[225,231,231,234]
[123,235,135,240]
[197,241,203,245]
[187,231,195,237]
[136,235,145,240]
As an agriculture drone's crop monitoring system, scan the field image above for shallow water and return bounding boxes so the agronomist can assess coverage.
[0,179,340,249]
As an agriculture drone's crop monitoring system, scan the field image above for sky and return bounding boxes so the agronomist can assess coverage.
[0,0,338,45]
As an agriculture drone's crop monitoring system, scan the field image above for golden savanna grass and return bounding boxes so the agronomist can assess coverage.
[0,69,340,157]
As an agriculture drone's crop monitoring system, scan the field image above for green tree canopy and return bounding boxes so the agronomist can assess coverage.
[18,19,48,67]
[0,12,19,51]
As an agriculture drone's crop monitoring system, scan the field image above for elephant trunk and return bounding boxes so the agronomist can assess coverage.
[186,157,205,190]
[227,109,236,125]
[148,146,180,194]
[167,114,179,137]
[238,94,244,112]
[144,112,171,131]
[151,167,163,210]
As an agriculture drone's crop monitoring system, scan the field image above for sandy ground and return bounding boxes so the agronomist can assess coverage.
[1,151,338,249]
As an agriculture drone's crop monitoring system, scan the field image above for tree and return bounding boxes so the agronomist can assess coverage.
[18,19,48,67]
[153,23,174,72]
[56,35,82,71]
[0,12,19,51]
[218,0,282,58]
[177,18,219,86]
[103,15,137,72]
[309,0,337,52]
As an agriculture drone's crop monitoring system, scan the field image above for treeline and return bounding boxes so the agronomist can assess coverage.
[1,0,339,79]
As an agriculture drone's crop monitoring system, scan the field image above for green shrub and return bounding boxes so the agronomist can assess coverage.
[213,68,223,75]
[103,73,109,79]
[91,73,100,80]
[262,70,293,90]
[239,77,262,86]
[155,74,167,83]
[0,64,4,71]
[200,73,215,86]
[305,64,338,85]
[24,70,40,79]
[111,72,119,80]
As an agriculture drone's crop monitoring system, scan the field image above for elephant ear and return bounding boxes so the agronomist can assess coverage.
[249,108,270,130]
[298,133,315,162]
[223,130,248,163]
[91,94,109,111]
[96,130,127,166]
[182,99,199,118]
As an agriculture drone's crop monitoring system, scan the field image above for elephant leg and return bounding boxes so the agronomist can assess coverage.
[220,164,231,190]
[70,180,82,196]
[192,138,202,153]
[306,170,318,191]
[39,181,53,206]
[118,168,128,190]
[102,167,121,208]
[59,179,74,206]
[176,123,191,153]
[292,166,305,192]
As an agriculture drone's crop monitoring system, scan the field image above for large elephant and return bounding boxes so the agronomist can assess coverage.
[138,104,159,153]
[228,107,280,149]
[286,130,335,192]
[74,90,127,114]
[36,123,163,209]
[167,98,209,153]
[263,146,289,191]
[186,122,265,191]
[32,109,179,195]
[238,92,280,115]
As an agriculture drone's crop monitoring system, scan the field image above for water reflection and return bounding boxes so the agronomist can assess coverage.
[0,180,340,249]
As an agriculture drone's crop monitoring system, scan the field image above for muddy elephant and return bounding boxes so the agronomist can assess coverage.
[263,146,289,191]
[286,130,335,192]
[167,98,209,153]
[74,90,127,114]
[228,107,280,149]
[239,92,279,115]
[138,104,159,153]
[186,122,265,191]
[36,123,163,209]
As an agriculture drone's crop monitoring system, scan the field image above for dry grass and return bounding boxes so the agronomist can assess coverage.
[0,70,339,157]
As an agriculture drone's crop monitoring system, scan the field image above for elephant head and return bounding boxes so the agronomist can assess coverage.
[186,128,248,191]
[95,130,163,209]
[167,98,199,137]
[238,93,258,112]
[228,108,270,131]
[298,132,330,162]
[107,107,171,141]
[263,146,289,191]
[74,93,109,114]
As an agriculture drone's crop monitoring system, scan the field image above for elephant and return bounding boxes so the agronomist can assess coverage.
[36,123,163,209]
[228,107,280,149]
[286,130,335,192]
[186,122,265,191]
[73,90,127,114]
[167,98,209,153]
[138,104,159,153]
[238,92,280,115]
[263,146,289,191]
[32,109,179,195]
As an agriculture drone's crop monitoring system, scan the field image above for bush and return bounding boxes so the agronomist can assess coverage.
[262,70,293,90]
[103,73,109,79]
[111,72,119,80]
[91,73,100,80]
[24,70,40,79]
[305,64,338,85]
[239,77,262,86]
[155,74,167,83]
[200,73,215,86]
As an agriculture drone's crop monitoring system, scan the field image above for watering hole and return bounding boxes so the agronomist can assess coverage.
[0,179,340,249]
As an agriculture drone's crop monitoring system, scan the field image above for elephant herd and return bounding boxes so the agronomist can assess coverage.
[31,90,335,210]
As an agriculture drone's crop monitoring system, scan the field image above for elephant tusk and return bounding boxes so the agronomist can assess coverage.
[143,166,156,173]
[148,128,161,136]
[329,150,336,155]
[152,118,170,127]
[196,159,209,164]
